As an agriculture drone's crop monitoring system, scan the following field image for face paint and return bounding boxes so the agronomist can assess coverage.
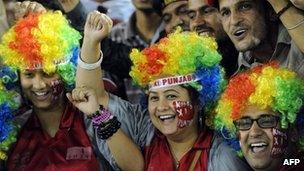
[173,101,194,128]
[271,128,288,158]
[51,80,64,100]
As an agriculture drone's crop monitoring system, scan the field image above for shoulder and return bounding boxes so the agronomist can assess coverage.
[208,133,251,171]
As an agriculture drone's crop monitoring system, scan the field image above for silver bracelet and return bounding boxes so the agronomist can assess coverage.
[287,18,304,30]
[78,50,103,70]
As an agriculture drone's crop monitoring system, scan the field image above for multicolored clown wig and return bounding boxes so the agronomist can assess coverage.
[214,63,304,155]
[130,29,225,113]
[0,11,81,160]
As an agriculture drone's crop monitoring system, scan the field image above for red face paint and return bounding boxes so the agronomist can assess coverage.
[271,128,288,158]
[51,80,64,100]
[173,101,194,128]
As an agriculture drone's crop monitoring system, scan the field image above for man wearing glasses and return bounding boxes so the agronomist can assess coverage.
[214,64,304,171]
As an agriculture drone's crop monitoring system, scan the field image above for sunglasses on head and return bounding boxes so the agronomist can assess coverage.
[234,114,280,131]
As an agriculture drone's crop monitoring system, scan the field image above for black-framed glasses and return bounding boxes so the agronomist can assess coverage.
[234,114,280,131]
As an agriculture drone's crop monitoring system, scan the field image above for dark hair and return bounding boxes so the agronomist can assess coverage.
[152,0,166,15]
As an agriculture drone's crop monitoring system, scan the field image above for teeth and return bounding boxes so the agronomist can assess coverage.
[235,29,246,36]
[199,32,209,36]
[158,115,175,120]
[34,92,47,96]
[250,142,267,147]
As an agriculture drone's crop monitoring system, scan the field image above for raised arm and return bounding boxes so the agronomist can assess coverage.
[267,0,304,53]
[0,0,9,39]
[67,86,144,171]
[77,11,112,108]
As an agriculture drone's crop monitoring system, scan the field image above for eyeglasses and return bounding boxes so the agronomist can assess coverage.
[234,114,280,131]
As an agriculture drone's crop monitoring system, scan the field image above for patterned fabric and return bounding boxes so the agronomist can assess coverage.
[110,12,164,48]
[108,12,165,104]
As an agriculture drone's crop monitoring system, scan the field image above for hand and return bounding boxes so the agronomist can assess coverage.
[14,1,46,21]
[57,0,80,13]
[83,11,113,44]
[290,0,304,10]
[66,86,100,116]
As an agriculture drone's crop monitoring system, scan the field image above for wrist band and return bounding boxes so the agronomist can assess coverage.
[78,50,103,70]
[97,116,121,140]
[287,18,304,30]
[89,105,121,139]
[277,2,293,18]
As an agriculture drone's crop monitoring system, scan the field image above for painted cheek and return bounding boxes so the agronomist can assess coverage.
[271,128,288,158]
[173,101,195,128]
[50,80,64,100]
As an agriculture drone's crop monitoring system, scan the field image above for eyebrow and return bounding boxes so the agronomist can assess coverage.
[175,4,188,14]
[220,0,252,12]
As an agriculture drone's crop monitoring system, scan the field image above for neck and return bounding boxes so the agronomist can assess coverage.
[167,123,199,163]
[34,97,66,137]
[135,10,161,43]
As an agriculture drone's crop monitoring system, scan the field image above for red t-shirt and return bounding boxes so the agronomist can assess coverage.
[144,130,213,171]
[7,103,100,171]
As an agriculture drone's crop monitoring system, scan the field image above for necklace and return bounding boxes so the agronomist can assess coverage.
[170,146,192,169]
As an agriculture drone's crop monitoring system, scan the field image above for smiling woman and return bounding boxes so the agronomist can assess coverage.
[77,10,252,169]
[0,3,143,170]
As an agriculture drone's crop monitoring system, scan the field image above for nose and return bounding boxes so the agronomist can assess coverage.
[248,121,264,138]
[229,10,244,26]
[156,98,170,112]
[193,12,206,26]
[32,75,46,89]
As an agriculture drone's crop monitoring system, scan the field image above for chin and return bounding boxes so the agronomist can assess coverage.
[236,38,262,52]
[235,42,255,52]
[33,103,54,110]
[158,126,178,136]
[245,155,274,171]
[250,161,273,171]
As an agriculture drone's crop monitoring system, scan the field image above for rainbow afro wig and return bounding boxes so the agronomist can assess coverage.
[0,11,81,160]
[214,63,304,155]
[0,11,81,90]
[130,29,225,111]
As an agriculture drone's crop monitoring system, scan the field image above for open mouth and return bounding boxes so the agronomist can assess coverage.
[195,26,213,36]
[32,91,51,100]
[233,28,247,38]
[249,142,268,153]
[158,114,176,122]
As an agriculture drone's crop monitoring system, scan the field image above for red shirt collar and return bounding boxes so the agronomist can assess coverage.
[27,102,76,129]
[154,129,214,150]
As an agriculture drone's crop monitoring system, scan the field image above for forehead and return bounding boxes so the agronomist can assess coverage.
[219,0,252,9]
[241,105,277,118]
[188,0,209,9]
[163,1,188,14]
[148,85,188,94]
[20,69,58,76]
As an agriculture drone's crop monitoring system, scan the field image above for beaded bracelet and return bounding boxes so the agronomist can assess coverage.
[97,116,121,140]
[89,105,121,139]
